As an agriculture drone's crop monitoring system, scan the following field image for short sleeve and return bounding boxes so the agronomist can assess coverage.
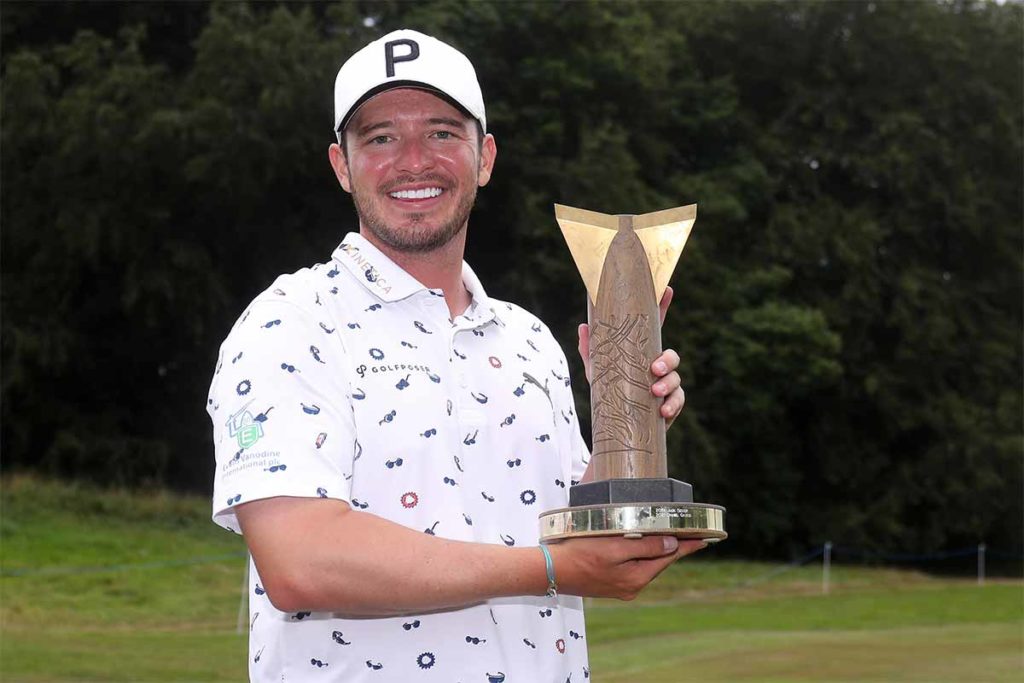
[207,297,357,533]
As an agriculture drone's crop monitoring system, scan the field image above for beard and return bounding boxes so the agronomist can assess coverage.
[351,174,478,254]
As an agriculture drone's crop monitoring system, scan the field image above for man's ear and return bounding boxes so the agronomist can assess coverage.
[328,143,352,193]
[477,133,497,187]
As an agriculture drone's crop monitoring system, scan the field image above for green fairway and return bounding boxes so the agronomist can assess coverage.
[584,584,1023,681]
[588,623,1022,682]
[2,475,1021,682]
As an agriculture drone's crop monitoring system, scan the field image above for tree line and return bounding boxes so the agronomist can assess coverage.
[2,0,1021,557]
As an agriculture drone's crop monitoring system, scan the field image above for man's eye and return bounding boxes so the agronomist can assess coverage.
[433,131,452,140]
[370,135,391,144]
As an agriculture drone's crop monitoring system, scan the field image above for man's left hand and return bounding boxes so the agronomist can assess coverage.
[576,286,685,429]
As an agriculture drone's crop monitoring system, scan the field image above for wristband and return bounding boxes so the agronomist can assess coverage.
[539,544,558,597]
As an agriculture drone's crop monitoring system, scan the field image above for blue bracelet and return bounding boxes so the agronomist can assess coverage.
[539,544,557,597]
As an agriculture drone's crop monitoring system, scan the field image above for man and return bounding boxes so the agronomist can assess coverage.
[207,29,704,682]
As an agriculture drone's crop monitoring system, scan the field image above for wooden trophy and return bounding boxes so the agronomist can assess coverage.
[539,204,727,543]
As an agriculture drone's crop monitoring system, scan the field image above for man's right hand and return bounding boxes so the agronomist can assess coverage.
[549,535,705,600]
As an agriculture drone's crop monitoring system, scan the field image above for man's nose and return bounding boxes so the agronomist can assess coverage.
[394,137,434,174]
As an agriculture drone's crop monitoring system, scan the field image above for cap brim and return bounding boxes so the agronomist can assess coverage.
[337,80,477,135]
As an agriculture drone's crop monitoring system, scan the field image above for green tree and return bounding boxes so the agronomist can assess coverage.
[2,0,1019,556]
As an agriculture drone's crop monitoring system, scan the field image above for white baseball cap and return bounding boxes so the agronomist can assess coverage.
[333,29,486,139]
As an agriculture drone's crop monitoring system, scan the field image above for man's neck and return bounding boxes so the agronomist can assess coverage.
[360,228,472,318]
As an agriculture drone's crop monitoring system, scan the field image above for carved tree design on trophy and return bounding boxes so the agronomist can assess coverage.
[585,220,668,482]
[591,313,653,464]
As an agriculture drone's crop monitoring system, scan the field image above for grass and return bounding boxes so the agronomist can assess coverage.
[1,474,248,682]
[2,474,1022,682]
[587,624,1022,682]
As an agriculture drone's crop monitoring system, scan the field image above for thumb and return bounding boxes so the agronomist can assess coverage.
[577,323,591,383]
[618,535,679,561]
[658,286,674,326]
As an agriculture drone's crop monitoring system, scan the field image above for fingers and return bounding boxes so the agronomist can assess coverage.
[577,323,591,383]
[642,539,709,585]
[676,539,708,558]
[652,370,682,414]
[651,349,683,426]
[613,534,680,562]
[652,371,680,400]
[651,348,680,378]
[658,286,674,326]
[653,290,683,425]
[660,387,686,427]
[632,537,707,563]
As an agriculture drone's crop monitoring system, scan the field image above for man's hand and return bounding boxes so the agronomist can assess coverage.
[577,286,686,428]
[550,534,705,600]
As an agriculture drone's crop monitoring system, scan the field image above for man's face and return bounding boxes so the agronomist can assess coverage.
[329,88,497,254]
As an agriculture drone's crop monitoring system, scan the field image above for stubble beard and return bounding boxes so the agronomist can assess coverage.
[352,181,478,254]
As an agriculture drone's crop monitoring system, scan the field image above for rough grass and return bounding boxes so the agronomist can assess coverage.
[2,474,1021,682]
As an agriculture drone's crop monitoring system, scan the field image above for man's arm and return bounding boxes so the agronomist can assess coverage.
[237,496,704,616]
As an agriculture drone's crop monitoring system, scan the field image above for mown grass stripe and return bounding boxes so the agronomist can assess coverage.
[0,552,248,577]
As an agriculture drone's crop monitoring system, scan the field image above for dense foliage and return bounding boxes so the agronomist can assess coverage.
[3,1,1020,557]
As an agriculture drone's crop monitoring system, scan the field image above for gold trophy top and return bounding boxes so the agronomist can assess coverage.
[553,204,697,306]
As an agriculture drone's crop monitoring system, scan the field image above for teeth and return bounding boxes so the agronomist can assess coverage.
[390,187,443,200]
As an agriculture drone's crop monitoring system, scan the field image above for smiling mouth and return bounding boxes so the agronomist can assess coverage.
[389,187,444,200]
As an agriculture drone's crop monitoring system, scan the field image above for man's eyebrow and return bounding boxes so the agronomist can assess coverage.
[428,117,470,129]
[354,120,394,137]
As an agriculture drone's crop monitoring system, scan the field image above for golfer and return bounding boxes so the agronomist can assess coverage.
[208,29,704,681]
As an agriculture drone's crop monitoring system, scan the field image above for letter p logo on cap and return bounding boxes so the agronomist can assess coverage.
[385,39,420,78]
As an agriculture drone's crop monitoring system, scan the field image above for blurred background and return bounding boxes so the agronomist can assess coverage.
[1,1,1021,680]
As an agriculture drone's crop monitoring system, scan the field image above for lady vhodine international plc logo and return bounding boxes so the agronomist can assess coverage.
[226,399,271,449]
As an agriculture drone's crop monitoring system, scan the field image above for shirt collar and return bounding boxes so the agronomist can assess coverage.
[461,259,499,326]
[332,233,426,302]
[331,233,501,324]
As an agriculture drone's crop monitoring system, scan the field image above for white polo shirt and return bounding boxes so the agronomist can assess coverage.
[208,233,592,682]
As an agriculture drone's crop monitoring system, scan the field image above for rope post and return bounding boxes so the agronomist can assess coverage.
[237,553,250,634]
[977,543,986,587]
[822,541,832,595]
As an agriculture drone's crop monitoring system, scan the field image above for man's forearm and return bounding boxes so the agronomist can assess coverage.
[238,497,549,616]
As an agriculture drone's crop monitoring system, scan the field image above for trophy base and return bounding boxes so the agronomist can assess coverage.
[569,477,694,506]
[539,501,726,543]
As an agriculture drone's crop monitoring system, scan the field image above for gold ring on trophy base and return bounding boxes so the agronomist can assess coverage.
[539,502,726,543]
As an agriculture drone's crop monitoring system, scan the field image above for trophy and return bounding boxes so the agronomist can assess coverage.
[539,204,727,543]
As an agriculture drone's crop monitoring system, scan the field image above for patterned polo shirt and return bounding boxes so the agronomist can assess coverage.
[208,232,592,682]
